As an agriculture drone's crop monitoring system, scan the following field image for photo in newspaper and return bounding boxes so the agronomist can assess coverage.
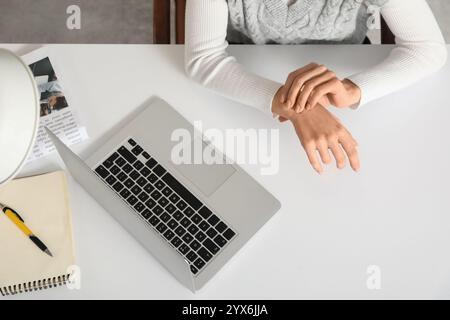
[22,48,88,162]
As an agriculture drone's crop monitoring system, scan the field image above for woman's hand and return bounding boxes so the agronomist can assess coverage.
[279,63,361,113]
[272,88,360,174]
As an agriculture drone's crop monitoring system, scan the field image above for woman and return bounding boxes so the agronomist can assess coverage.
[184,0,447,173]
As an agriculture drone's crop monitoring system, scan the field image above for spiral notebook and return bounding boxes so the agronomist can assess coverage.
[0,171,76,296]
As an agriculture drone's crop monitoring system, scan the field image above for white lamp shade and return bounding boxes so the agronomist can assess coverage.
[0,49,40,186]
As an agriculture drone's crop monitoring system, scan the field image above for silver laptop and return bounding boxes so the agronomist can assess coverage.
[46,98,281,292]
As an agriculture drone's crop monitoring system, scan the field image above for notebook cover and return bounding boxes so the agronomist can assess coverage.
[0,171,76,295]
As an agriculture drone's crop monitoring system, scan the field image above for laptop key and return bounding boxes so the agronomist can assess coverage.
[199,207,213,219]
[120,189,131,199]
[169,194,180,204]
[175,226,186,237]
[190,265,198,274]
[187,225,199,235]
[147,173,158,184]
[178,244,190,255]
[180,217,191,228]
[95,165,109,179]
[153,164,166,177]
[149,216,160,226]
[130,170,140,180]
[152,205,164,216]
[216,221,228,233]
[176,200,187,210]
[194,258,206,270]
[107,152,119,163]
[141,209,152,219]
[154,180,165,190]
[115,157,126,167]
[207,214,220,226]
[131,145,143,156]
[203,239,220,254]
[113,182,124,192]
[145,199,156,209]
[134,202,145,213]
[131,185,141,195]
[137,177,147,187]
[145,158,157,169]
[190,240,201,251]
[162,187,172,197]
[173,210,183,221]
[118,146,137,164]
[106,175,117,186]
[163,230,175,241]
[160,212,171,223]
[117,172,127,182]
[206,227,218,238]
[156,222,167,233]
[140,167,151,177]
[123,164,133,174]
[138,192,149,202]
[186,251,198,263]
[214,234,227,247]
[102,157,114,169]
[167,219,178,230]
[184,207,195,217]
[110,165,120,175]
[182,233,193,244]
[133,160,144,171]
[223,228,236,240]
[191,214,202,224]
[144,183,154,194]
[128,138,137,147]
[158,197,169,208]
[199,221,210,232]
[162,173,202,210]
[151,190,162,200]
[124,178,134,188]
[165,204,176,214]
[198,248,213,262]
[127,196,138,206]
[171,236,182,248]
[195,231,206,242]
[142,151,151,160]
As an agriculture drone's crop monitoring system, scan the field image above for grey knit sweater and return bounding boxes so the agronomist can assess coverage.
[226,0,388,44]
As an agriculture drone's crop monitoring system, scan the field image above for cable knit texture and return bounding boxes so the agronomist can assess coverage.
[185,0,447,114]
[226,0,388,44]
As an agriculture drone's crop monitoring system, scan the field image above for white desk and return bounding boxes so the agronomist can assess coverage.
[2,44,450,300]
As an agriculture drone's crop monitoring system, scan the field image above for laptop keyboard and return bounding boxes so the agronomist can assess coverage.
[94,138,237,275]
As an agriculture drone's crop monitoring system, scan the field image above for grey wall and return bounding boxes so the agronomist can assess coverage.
[0,0,448,44]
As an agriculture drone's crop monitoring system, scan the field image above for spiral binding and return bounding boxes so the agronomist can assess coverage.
[0,274,72,296]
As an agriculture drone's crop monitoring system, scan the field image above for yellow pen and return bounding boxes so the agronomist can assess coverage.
[0,202,53,257]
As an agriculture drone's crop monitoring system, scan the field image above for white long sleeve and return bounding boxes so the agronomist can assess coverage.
[347,0,448,106]
[185,0,447,114]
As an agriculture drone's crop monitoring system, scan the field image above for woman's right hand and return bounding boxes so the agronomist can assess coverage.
[272,87,360,174]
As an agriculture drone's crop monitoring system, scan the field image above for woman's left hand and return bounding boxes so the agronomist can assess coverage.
[279,63,362,113]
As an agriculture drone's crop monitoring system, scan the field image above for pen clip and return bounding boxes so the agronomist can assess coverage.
[2,207,25,223]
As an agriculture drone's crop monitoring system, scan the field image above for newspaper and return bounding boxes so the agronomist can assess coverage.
[22,47,88,162]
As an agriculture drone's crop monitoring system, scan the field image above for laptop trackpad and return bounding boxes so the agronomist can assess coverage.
[170,140,236,197]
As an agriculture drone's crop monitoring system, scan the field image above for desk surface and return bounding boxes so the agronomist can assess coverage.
[2,44,450,300]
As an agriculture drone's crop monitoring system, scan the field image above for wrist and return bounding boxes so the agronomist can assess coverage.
[343,79,361,106]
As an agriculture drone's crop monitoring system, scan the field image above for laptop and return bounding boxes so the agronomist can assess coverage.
[46,98,281,292]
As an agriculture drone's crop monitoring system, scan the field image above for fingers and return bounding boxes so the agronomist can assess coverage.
[280,63,318,103]
[294,71,337,113]
[317,140,332,165]
[340,137,360,172]
[304,143,323,174]
[307,78,341,112]
[285,64,328,108]
[329,142,347,169]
